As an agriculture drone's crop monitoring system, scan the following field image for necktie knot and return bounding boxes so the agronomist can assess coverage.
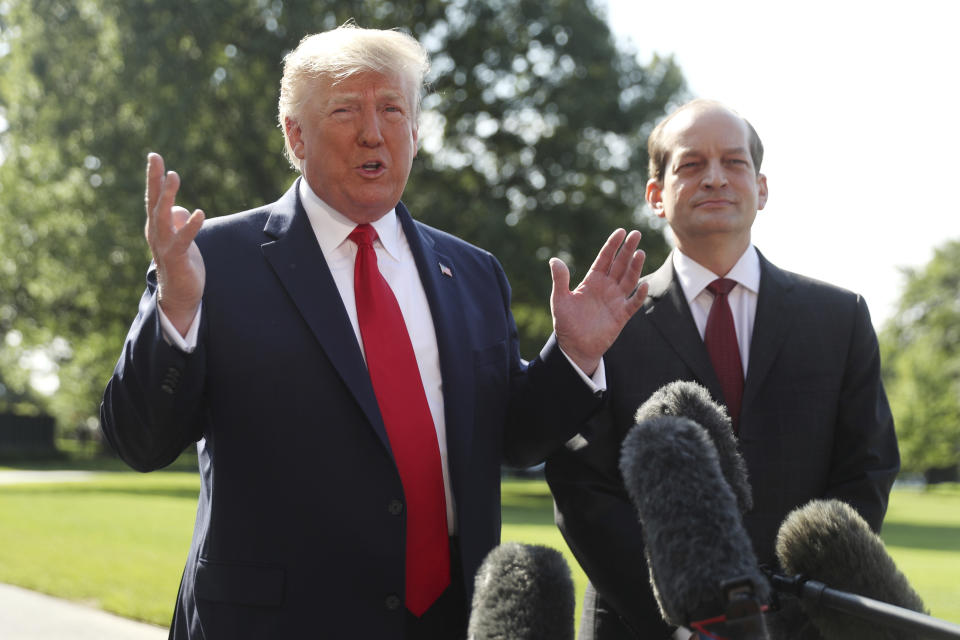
[707,277,738,297]
[349,224,377,248]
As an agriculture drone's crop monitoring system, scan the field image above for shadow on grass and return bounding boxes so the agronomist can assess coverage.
[0,448,199,473]
[501,477,555,526]
[882,521,960,553]
[0,481,201,501]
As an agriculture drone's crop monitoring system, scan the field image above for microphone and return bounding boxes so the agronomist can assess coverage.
[619,415,771,636]
[633,380,753,513]
[467,542,575,640]
[771,499,959,640]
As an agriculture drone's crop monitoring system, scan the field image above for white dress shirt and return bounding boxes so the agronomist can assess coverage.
[672,246,761,374]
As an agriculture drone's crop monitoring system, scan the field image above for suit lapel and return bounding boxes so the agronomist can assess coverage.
[742,252,799,411]
[396,204,476,462]
[259,182,390,449]
[644,256,723,397]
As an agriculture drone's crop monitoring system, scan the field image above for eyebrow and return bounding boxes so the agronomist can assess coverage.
[676,146,749,157]
[327,90,408,106]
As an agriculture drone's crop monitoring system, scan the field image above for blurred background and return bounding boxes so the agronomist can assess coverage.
[1,0,957,631]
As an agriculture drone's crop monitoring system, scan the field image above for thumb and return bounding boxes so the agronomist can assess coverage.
[549,257,571,301]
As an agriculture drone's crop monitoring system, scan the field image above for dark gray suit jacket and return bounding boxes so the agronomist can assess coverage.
[546,251,900,639]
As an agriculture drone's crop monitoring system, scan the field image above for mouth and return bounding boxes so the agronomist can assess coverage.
[694,198,735,208]
[359,161,385,173]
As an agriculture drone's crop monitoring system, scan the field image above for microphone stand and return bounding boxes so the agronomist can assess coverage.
[690,576,772,640]
[769,573,960,640]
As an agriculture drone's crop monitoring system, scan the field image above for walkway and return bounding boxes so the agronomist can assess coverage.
[0,469,169,638]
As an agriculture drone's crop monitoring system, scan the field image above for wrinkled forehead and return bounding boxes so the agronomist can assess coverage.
[311,69,417,108]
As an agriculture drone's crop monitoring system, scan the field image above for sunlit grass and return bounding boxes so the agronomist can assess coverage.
[0,473,198,625]
[882,483,960,622]
[0,472,957,630]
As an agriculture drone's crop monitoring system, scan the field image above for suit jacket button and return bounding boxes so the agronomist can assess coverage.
[161,384,174,394]
[385,594,401,610]
[388,499,403,516]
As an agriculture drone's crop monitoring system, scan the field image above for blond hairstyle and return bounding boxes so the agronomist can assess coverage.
[647,99,764,183]
[278,23,430,169]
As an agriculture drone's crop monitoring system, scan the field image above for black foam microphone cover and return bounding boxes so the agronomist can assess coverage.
[634,380,753,512]
[467,542,575,640]
[776,499,926,640]
[620,415,770,628]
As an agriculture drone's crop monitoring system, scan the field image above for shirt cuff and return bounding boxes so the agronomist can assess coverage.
[158,302,202,353]
[540,334,607,394]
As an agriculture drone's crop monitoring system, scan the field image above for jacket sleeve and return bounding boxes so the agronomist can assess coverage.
[486,253,604,468]
[545,409,676,638]
[100,265,207,472]
[823,295,900,531]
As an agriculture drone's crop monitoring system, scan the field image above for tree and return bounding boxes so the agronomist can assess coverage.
[880,239,960,475]
[0,0,684,435]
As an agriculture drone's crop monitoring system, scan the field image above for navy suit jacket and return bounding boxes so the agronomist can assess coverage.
[101,181,601,639]
[545,251,900,639]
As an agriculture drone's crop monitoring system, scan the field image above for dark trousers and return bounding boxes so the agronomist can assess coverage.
[405,537,468,640]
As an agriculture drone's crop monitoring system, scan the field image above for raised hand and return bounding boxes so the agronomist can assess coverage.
[549,229,648,376]
[143,152,206,336]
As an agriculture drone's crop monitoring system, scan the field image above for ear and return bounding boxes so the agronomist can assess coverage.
[756,173,769,210]
[285,117,306,159]
[646,178,666,218]
[411,124,419,159]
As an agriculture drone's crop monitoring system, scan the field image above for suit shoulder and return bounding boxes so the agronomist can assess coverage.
[764,261,877,331]
[197,205,272,238]
[411,218,502,271]
[777,267,865,305]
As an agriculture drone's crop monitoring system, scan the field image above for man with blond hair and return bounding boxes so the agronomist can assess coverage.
[546,99,899,639]
[101,24,648,639]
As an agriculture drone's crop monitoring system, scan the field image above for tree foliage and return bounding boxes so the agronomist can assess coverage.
[0,0,684,432]
[880,239,960,474]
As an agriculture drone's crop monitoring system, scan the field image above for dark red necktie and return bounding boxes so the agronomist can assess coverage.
[704,278,744,429]
[349,224,449,616]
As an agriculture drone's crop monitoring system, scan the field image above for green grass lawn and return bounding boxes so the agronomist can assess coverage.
[0,471,957,630]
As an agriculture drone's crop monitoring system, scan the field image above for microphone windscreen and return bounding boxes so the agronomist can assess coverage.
[619,415,770,627]
[467,542,575,640]
[634,380,752,512]
[776,499,927,639]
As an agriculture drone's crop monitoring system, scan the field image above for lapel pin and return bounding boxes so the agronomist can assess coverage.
[439,262,453,278]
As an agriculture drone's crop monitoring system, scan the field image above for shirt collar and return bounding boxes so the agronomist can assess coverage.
[672,244,761,306]
[297,178,401,261]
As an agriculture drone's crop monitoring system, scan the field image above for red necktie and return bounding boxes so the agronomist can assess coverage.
[349,224,450,616]
[704,278,744,429]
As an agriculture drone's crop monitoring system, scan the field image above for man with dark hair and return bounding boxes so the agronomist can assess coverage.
[546,99,900,639]
[101,23,648,640]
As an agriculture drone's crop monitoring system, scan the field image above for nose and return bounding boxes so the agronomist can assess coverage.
[357,107,384,147]
[702,160,728,188]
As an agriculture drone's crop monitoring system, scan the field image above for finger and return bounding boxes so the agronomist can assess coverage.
[145,152,165,216]
[586,228,627,276]
[170,209,205,252]
[148,170,182,243]
[170,206,191,231]
[607,230,643,283]
[625,280,650,315]
[618,247,646,295]
[549,257,571,299]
